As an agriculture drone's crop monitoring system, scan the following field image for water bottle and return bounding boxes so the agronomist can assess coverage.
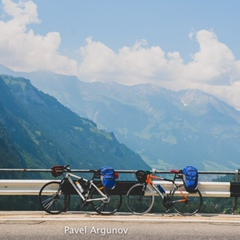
[157,184,165,194]
[75,181,84,193]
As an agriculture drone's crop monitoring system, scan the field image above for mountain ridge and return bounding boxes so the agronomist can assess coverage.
[1,65,240,171]
[0,74,149,172]
[29,73,240,171]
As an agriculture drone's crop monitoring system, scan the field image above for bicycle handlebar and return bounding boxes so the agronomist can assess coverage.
[63,165,71,171]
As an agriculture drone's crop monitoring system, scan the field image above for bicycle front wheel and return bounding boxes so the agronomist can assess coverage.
[171,184,202,216]
[126,183,155,214]
[39,181,70,214]
[90,184,122,215]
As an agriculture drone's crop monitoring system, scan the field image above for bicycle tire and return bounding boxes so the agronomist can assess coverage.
[39,181,70,214]
[126,183,155,214]
[90,184,122,215]
[171,184,202,216]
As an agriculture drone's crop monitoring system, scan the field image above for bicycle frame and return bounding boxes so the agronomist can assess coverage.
[126,169,202,215]
[40,165,123,215]
[62,172,108,203]
[146,173,189,202]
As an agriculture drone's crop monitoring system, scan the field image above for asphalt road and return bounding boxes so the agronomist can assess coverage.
[0,212,240,240]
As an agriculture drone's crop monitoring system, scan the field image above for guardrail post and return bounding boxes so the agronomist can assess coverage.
[233,169,240,215]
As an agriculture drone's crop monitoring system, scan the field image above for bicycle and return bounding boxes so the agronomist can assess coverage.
[126,169,203,216]
[39,165,122,215]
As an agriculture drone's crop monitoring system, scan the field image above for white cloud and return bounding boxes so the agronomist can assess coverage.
[78,37,117,81]
[77,30,240,110]
[183,30,237,83]
[78,38,181,86]
[0,0,78,75]
[2,0,40,26]
[1,0,240,110]
[225,82,240,110]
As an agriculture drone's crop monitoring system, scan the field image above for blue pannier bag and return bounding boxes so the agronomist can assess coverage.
[182,166,198,193]
[100,166,116,189]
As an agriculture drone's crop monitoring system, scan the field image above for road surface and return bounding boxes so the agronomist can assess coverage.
[0,211,239,240]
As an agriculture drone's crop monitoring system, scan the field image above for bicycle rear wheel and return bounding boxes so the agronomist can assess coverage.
[171,184,202,216]
[39,181,70,214]
[90,184,122,215]
[126,183,155,214]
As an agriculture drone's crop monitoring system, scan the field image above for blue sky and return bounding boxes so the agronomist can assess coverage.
[31,0,240,61]
[1,0,240,109]
[31,1,240,59]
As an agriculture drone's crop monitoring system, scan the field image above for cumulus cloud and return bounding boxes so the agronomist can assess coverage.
[78,38,183,86]
[0,0,78,74]
[2,0,40,25]
[78,31,240,87]
[182,30,240,108]
[1,0,240,110]
[184,30,237,83]
[77,31,240,109]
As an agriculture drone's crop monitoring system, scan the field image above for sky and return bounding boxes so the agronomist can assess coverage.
[1,0,240,109]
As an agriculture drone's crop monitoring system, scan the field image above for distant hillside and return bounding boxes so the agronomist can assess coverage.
[24,72,240,171]
[1,65,240,171]
[0,124,25,178]
[0,74,149,172]
[0,124,21,167]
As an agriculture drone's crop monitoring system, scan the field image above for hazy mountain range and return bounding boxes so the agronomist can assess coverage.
[0,73,149,174]
[1,64,240,171]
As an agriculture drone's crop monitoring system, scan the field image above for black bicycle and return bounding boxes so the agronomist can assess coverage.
[39,165,122,215]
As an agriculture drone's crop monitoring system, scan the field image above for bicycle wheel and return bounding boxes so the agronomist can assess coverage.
[171,184,202,216]
[126,183,155,214]
[90,184,122,215]
[39,181,70,214]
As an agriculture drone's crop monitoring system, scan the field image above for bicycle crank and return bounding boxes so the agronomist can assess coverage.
[162,195,173,209]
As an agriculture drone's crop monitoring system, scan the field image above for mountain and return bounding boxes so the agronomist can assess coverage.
[1,65,240,171]
[26,72,240,171]
[0,74,149,172]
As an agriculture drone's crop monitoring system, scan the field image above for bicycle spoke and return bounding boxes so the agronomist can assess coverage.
[39,181,70,214]
[95,201,106,212]
[90,184,122,215]
[171,184,202,216]
[42,198,54,210]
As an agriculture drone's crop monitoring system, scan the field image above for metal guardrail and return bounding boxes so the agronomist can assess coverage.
[0,179,232,197]
[0,168,240,213]
[0,168,238,175]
